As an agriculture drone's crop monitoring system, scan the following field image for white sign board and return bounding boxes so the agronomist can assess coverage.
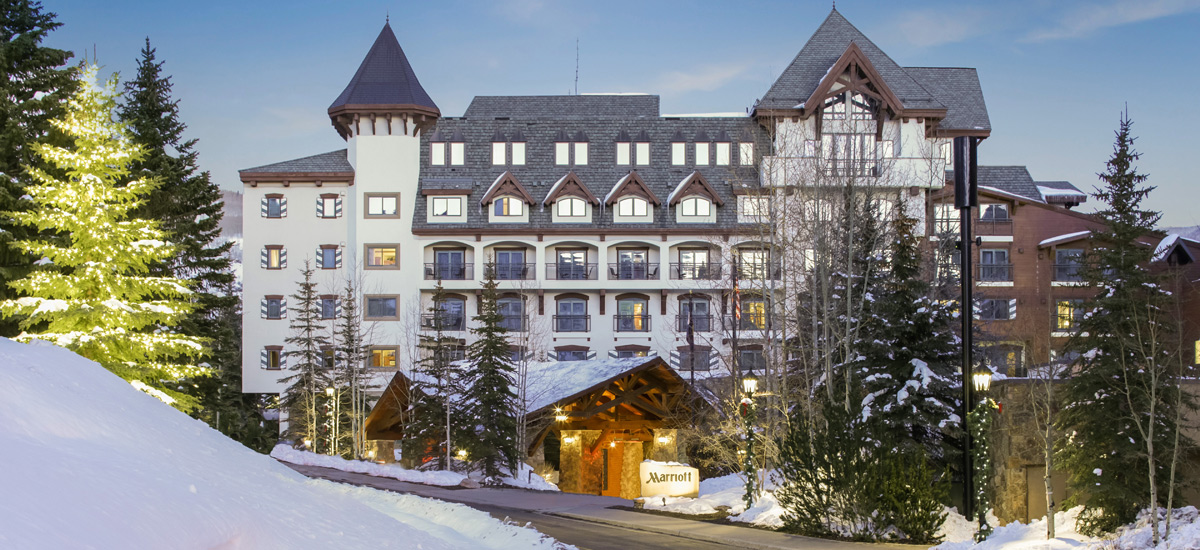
[639,461,699,498]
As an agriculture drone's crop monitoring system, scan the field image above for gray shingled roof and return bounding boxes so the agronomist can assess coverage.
[463,95,660,120]
[329,23,439,113]
[758,9,941,112]
[414,115,768,232]
[240,149,352,174]
[904,67,990,132]
[976,166,1043,202]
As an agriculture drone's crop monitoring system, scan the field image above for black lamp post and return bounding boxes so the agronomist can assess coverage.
[741,369,758,509]
[954,135,980,521]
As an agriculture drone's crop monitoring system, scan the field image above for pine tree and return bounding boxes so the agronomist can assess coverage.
[279,260,330,449]
[0,65,206,406]
[1056,113,1186,536]
[403,281,463,470]
[465,265,519,483]
[0,1,76,337]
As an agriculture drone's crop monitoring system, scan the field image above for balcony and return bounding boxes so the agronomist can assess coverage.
[553,315,590,332]
[975,218,1013,237]
[546,263,598,281]
[725,314,768,331]
[499,315,528,332]
[614,314,652,332]
[737,262,782,281]
[821,159,879,178]
[675,315,713,332]
[424,263,473,281]
[608,263,660,280]
[1054,263,1082,282]
[670,262,722,280]
[420,314,465,331]
[978,263,1013,283]
[488,263,536,281]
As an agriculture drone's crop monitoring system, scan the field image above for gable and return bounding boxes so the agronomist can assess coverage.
[604,171,661,206]
[803,43,906,117]
[668,171,725,207]
[480,171,535,205]
[543,171,600,206]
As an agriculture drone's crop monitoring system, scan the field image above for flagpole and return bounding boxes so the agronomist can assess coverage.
[731,255,741,396]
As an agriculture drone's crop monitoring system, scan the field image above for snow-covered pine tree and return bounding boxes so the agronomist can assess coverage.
[0,1,76,337]
[403,280,464,470]
[465,264,519,483]
[853,213,961,462]
[1056,113,1187,537]
[0,64,205,406]
[278,260,330,449]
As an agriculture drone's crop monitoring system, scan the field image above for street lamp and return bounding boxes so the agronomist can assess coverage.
[741,369,759,509]
[970,361,994,542]
[972,364,993,393]
[325,387,338,456]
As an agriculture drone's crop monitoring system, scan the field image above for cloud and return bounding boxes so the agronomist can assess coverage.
[1023,0,1200,42]
[889,8,990,48]
[652,63,746,95]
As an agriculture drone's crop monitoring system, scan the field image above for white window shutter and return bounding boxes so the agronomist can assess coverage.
[523,351,534,361]
[335,196,343,217]
[335,248,343,268]
[260,197,268,217]
[669,350,680,368]
[260,247,268,268]
[334,298,343,318]
[546,351,556,361]
[972,300,981,320]
[315,248,324,269]
[280,197,288,217]
[1008,299,1017,320]
[280,248,287,269]
[608,350,618,359]
[315,196,324,217]
[279,353,286,369]
[260,349,268,368]
[281,297,288,318]
[260,298,268,319]
[587,351,597,360]
[648,350,658,357]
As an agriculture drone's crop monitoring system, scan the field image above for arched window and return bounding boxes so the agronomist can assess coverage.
[557,197,587,217]
[679,196,712,217]
[498,296,525,331]
[616,196,648,217]
[494,196,523,217]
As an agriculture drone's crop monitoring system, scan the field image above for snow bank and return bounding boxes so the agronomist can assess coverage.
[0,338,569,550]
[934,506,1089,550]
[639,471,783,527]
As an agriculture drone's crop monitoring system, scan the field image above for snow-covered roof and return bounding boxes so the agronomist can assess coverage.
[605,173,632,205]
[543,173,572,205]
[978,185,1044,204]
[525,357,659,413]
[1036,185,1086,198]
[481,172,507,205]
[1039,230,1091,248]
[667,173,694,205]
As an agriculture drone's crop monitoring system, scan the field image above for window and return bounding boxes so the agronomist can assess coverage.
[557,349,588,361]
[449,142,464,165]
[555,142,569,165]
[318,245,339,269]
[433,297,465,330]
[494,249,527,280]
[738,349,765,371]
[617,349,648,358]
[556,298,588,332]
[1056,299,1084,330]
[431,196,462,217]
[616,297,649,332]
[984,344,1025,377]
[370,347,398,368]
[934,203,960,234]
[617,196,648,217]
[264,347,283,370]
[679,349,711,371]
[264,296,284,320]
[616,142,631,165]
[671,142,686,165]
[493,196,524,217]
[677,249,714,280]
[615,249,649,279]
[555,249,590,280]
[512,142,526,165]
[431,142,445,165]
[739,249,771,279]
[635,142,650,165]
[366,194,398,217]
[980,249,1011,282]
[365,245,397,269]
[320,296,338,320]
[680,197,712,217]
[318,195,339,218]
[1055,249,1083,282]
[498,297,524,331]
[492,142,506,165]
[739,142,754,166]
[694,142,710,166]
[264,195,284,218]
[574,142,588,165]
[321,346,335,369]
[979,299,1012,320]
[263,246,285,270]
[715,142,730,166]
[678,297,711,331]
[942,142,953,164]
[432,249,467,280]
[557,197,587,217]
[739,196,769,220]
[365,296,398,319]
[821,133,877,176]
[804,199,833,222]
[741,296,768,329]
[980,204,1010,221]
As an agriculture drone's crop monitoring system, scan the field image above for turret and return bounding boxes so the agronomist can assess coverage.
[328,22,440,140]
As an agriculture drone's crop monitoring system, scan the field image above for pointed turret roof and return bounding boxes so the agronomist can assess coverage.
[328,23,440,138]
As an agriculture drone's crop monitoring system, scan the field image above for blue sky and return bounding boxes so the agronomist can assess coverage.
[43,0,1200,227]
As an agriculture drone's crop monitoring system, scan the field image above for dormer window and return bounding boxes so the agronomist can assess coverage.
[635,130,650,166]
[494,196,524,217]
[715,142,730,166]
[617,141,631,165]
[671,131,686,166]
[617,196,648,217]
[449,130,465,166]
[680,197,711,217]
[695,142,709,166]
[511,132,526,165]
[739,142,754,165]
[573,140,588,166]
[980,204,1010,221]
[555,131,570,165]
[492,142,505,165]
[557,197,587,217]
[430,132,446,165]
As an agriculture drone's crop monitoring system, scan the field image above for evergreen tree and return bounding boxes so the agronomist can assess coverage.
[279,260,330,448]
[853,213,961,462]
[0,65,206,405]
[0,1,76,337]
[465,265,519,483]
[403,281,463,470]
[1056,113,1186,535]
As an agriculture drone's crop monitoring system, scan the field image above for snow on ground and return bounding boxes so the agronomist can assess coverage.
[936,506,1091,550]
[0,338,569,550]
[273,445,560,491]
[639,471,784,528]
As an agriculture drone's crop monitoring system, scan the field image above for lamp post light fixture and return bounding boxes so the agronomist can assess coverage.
[325,386,338,456]
[972,364,993,393]
[741,369,759,509]
[971,361,995,542]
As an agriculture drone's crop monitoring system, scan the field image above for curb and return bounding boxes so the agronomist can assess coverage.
[549,511,800,550]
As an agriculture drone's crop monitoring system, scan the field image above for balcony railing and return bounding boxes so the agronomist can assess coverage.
[975,218,1014,236]
[546,263,598,280]
[553,315,590,332]
[978,263,1013,282]
[608,263,660,280]
[725,314,768,331]
[424,263,473,281]
[614,314,652,332]
[499,315,528,332]
[1054,263,1082,282]
[488,263,536,281]
[675,314,713,332]
[821,159,879,178]
[670,262,722,280]
[420,314,465,331]
[737,262,782,281]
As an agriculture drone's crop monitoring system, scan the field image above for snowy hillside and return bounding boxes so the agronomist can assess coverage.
[0,338,567,550]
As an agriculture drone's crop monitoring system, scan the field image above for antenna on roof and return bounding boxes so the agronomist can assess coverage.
[386,11,389,23]
[574,38,579,95]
